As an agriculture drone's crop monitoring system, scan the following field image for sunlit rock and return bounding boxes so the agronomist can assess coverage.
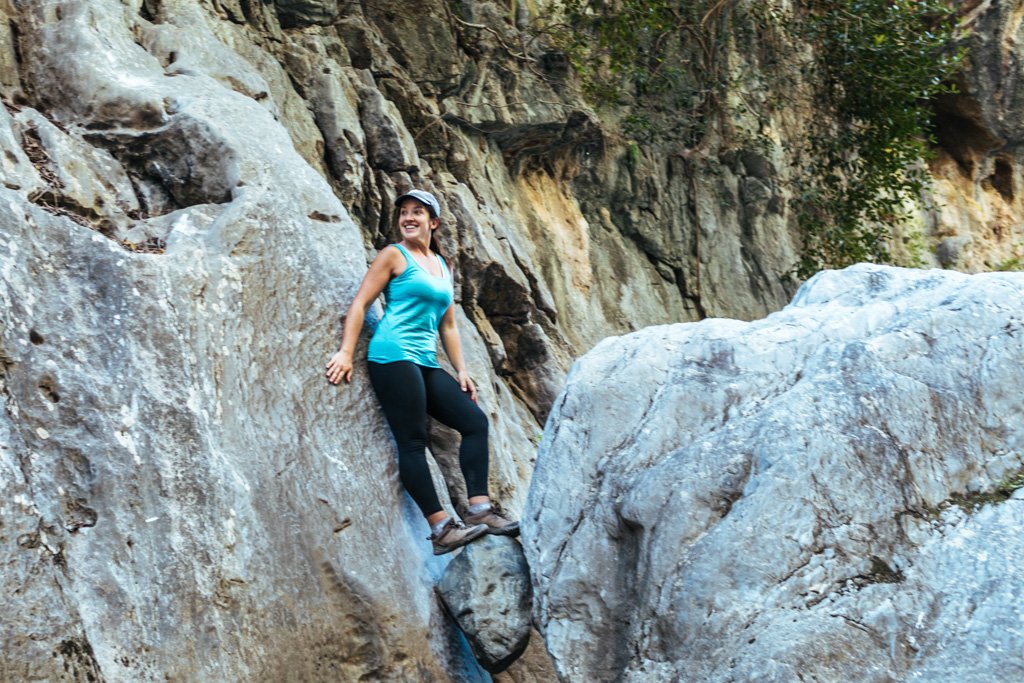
[525,264,1024,682]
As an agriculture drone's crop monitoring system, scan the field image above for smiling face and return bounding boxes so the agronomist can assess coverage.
[397,198,440,246]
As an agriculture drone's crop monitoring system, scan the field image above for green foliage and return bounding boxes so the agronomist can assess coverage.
[995,255,1024,272]
[1000,469,1024,496]
[944,467,1024,512]
[538,0,964,279]
[550,0,681,102]
[793,0,964,277]
[626,140,642,169]
[892,222,928,269]
[544,0,732,146]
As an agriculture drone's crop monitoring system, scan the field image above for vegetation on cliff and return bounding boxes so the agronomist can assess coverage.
[794,0,963,277]
[542,0,963,277]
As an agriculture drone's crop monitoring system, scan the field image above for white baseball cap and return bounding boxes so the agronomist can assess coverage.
[394,189,441,217]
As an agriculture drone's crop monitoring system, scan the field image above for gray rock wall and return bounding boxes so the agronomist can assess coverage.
[2,0,1024,681]
[0,1,540,680]
[524,264,1024,682]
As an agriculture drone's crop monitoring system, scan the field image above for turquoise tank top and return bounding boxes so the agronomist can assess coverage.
[367,244,454,367]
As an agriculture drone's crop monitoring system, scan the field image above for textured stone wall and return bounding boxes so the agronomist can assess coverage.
[0,1,547,680]
[2,1,1024,681]
[525,265,1024,682]
[925,0,1024,272]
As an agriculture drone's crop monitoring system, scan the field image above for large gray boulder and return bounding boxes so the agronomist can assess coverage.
[524,264,1024,682]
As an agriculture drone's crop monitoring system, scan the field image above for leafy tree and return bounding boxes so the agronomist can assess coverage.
[794,0,963,276]
[540,0,964,277]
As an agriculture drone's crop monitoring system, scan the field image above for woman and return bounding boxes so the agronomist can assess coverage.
[325,189,519,555]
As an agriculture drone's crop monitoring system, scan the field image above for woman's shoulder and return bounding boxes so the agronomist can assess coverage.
[440,253,455,281]
[376,244,405,260]
[374,244,408,277]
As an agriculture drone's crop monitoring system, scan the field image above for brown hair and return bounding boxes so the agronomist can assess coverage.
[391,203,445,260]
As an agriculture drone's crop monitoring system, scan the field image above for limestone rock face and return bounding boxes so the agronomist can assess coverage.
[923,2,1024,272]
[2,0,1024,680]
[437,535,534,673]
[274,1,340,29]
[0,1,529,680]
[524,264,1024,682]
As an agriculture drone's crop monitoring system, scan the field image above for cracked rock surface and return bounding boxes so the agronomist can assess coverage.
[3,0,1024,681]
[0,1,538,680]
[524,264,1024,682]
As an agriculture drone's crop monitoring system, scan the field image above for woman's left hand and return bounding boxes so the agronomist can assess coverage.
[458,369,478,403]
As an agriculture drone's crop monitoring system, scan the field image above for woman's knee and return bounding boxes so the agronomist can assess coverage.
[460,408,488,438]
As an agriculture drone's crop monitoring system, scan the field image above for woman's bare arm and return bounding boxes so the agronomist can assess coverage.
[439,304,477,402]
[325,247,402,384]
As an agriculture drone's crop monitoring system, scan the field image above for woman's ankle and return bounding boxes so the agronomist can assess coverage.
[426,511,449,528]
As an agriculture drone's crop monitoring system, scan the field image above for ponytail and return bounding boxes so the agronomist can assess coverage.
[429,231,445,260]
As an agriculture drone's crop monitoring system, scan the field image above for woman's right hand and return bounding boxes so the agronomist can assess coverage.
[327,246,402,387]
[325,350,353,384]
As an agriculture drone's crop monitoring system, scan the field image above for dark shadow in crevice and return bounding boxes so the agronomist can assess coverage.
[930,93,1003,178]
[84,117,237,220]
[139,0,161,23]
[991,156,1014,202]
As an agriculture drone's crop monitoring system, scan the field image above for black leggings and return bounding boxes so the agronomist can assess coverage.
[367,361,490,516]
